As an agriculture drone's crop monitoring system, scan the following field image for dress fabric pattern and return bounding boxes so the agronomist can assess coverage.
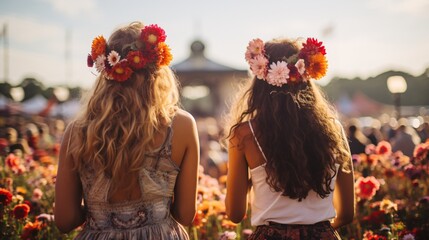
[75,127,189,240]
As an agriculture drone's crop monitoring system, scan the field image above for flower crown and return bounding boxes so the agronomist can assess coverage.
[87,24,173,82]
[245,38,328,87]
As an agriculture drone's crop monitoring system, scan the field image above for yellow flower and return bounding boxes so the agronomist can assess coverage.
[380,199,397,212]
[16,186,27,195]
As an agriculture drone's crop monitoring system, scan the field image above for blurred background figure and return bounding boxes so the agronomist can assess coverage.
[390,119,419,157]
[346,119,371,154]
[363,119,383,145]
[417,121,429,142]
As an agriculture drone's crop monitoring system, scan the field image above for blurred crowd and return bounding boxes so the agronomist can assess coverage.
[0,115,66,160]
[1,113,428,179]
[344,115,429,157]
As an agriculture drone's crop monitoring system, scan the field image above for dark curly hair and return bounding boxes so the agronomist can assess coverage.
[224,38,350,201]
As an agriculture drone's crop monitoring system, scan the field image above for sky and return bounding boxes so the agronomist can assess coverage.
[0,0,428,89]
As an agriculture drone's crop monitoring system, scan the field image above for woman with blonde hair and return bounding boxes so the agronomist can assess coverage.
[55,21,199,239]
[224,37,355,239]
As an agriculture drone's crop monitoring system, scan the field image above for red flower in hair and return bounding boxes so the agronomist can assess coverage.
[300,38,326,57]
[141,24,166,45]
[141,48,158,64]
[0,188,13,206]
[13,203,31,219]
[376,141,392,156]
[127,51,147,70]
[110,60,133,82]
[87,54,94,67]
[287,64,301,82]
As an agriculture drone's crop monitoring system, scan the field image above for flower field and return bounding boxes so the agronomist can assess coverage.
[1,126,429,239]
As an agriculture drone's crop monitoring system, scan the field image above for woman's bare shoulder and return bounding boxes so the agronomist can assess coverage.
[173,109,196,128]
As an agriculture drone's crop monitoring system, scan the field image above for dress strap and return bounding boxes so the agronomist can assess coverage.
[153,126,172,169]
[248,121,267,162]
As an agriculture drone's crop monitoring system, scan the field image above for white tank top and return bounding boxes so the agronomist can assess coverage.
[248,121,339,226]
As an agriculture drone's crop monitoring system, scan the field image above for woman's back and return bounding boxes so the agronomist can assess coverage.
[74,113,187,239]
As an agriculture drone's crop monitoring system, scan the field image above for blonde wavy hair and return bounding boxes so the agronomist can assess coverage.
[70,21,179,196]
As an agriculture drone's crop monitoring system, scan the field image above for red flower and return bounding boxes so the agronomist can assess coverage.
[141,48,158,64]
[355,176,380,200]
[21,221,43,240]
[0,188,13,206]
[141,24,166,46]
[13,203,31,219]
[5,153,20,169]
[376,141,392,156]
[110,60,133,82]
[87,54,94,67]
[365,210,386,225]
[413,143,428,160]
[287,64,301,82]
[127,51,147,70]
[363,230,388,240]
[0,138,8,153]
[300,38,326,58]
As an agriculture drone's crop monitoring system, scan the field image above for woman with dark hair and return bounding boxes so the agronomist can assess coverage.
[55,21,199,239]
[224,38,355,239]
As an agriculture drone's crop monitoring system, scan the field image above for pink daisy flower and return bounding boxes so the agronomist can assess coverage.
[245,38,264,63]
[249,55,268,79]
[266,61,290,87]
[107,50,121,66]
[95,55,106,72]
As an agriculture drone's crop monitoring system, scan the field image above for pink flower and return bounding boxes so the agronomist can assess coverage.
[5,153,20,169]
[295,59,306,75]
[355,176,380,200]
[95,55,106,72]
[402,233,415,240]
[376,141,392,156]
[245,38,264,63]
[365,144,376,154]
[107,50,120,66]
[266,61,290,87]
[32,188,43,201]
[249,55,268,79]
[413,142,428,160]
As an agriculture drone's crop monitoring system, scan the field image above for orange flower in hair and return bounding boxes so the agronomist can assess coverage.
[305,53,328,80]
[91,36,107,61]
[157,42,173,66]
